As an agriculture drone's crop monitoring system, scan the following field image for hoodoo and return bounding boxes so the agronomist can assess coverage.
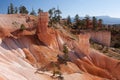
[0,12,119,80]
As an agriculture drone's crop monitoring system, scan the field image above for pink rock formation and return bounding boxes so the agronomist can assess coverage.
[36,13,120,79]
[37,12,48,33]
[76,33,90,56]
[37,12,51,46]
[88,31,111,46]
[0,14,37,38]
[37,12,60,49]
[0,14,120,80]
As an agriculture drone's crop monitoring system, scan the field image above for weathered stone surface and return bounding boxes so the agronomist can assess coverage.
[37,12,58,49]
[89,49,120,80]
[77,33,90,56]
[88,31,111,46]
[37,12,48,33]
[0,14,120,80]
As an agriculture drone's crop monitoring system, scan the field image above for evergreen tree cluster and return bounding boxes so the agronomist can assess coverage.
[7,3,103,31]
[65,14,103,31]
[19,6,28,14]
[8,3,18,14]
[48,7,62,26]
[7,3,43,15]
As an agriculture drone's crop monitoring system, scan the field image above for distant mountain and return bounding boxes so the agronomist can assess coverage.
[95,16,120,24]
[71,16,120,24]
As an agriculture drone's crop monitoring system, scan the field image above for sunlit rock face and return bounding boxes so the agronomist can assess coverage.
[37,12,59,49]
[0,13,120,80]
[37,12,54,47]
[0,39,2,44]
[88,31,111,47]
[0,37,50,80]
[37,12,48,33]
[77,33,90,56]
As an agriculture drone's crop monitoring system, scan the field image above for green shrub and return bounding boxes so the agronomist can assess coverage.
[114,43,120,48]
[59,44,69,65]
[20,24,26,31]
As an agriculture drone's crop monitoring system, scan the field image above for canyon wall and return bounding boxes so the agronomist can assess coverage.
[88,31,111,47]
[0,13,120,80]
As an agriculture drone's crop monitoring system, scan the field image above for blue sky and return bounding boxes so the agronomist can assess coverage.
[0,0,120,18]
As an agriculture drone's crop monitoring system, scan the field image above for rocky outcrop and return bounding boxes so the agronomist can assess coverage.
[37,13,51,46]
[36,13,120,79]
[37,12,60,49]
[0,35,107,80]
[0,14,120,80]
[0,14,37,39]
[88,31,111,47]
[77,33,90,56]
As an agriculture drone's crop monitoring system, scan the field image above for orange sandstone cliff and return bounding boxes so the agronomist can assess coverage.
[0,13,119,80]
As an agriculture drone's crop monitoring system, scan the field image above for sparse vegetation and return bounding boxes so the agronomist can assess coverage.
[7,3,45,15]
[90,39,120,60]
[1,1,120,80]
[7,3,18,14]
[12,21,19,27]
[9,3,14,14]
[48,7,62,27]
[66,15,72,28]
[19,6,29,14]
[14,7,18,14]
[50,62,64,80]
[57,44,69,65]
[7,3,29,14]
[51,62,61,70]
[38,8,43,14]
[74,14,81,30]
[61,14,104,35]
[20,24,26,31]
[30,8,36,16]
[92,16,98,30]
[110,28,120,48]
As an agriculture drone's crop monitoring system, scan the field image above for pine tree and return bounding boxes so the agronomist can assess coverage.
[19,6,28,14]
[67,15,72,27]
[48,7,62,26]
[38,8,43,14]
[9,3,14,14]
[74,14,80,29]
[92,16,97,30]
[48,8,55,26]
[7,6,10,14]
[55,8,62,23]
[85,15,90,28]
[63,44,69,64]
[98,19,103,28]
[30,8,36,15]
[81,19,86,29]
[48,8,55,20]
[14,7,18,14]
[74,14,79,22]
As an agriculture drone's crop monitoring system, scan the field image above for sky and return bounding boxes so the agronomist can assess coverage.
[0,0,120,18]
